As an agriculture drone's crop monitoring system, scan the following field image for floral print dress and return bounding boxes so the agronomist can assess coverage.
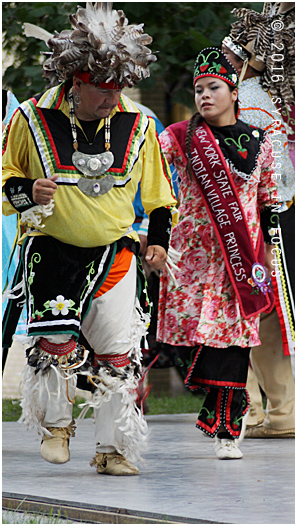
[157,122,277,350]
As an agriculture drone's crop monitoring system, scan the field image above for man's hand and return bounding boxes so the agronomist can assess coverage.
[139,234,148,256]
[32,174,58,205]
[145,245,167,271]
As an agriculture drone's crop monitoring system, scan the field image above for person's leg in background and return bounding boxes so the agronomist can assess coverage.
[245,309,295,438]
[245,366,266,427]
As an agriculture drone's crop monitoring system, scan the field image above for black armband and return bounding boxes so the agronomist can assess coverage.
[260,206,280,244]
[147,207,172,252]
[5,177,36,212]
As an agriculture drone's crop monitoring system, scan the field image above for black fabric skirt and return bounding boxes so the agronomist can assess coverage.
[185,345,250,392]
[175,345,250,438]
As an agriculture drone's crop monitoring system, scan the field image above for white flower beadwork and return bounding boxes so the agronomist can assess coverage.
[49,295,71,316]
[232,74,237,84]
[268,228,279,237]
[252,130,260,138]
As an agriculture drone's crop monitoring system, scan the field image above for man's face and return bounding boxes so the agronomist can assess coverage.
[74,79,122,120]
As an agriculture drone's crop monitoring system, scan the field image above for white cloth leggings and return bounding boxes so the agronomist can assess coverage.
[41,255,139,453]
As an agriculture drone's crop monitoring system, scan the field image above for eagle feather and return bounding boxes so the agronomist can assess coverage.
[230,3,294,109]
[24,2,157,88]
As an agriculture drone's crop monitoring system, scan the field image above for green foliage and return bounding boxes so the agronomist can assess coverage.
[3,2,263,107]
[115,2,263,109]
[2,392,202,422]
[3,391,266,421]
[3,507,70,524]
[2,397,93,421]
[2,2,76,101]
[2,398,22,421]
[146,392,204,415]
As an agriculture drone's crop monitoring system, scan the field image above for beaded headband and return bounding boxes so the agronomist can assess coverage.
[74,71,120,90]
[222,37,250,61]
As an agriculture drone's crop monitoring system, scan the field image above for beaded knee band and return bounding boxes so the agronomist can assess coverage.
[94,352,130,368]
[38,337,77,356]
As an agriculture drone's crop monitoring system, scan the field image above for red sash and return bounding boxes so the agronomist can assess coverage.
[168,120,274,319]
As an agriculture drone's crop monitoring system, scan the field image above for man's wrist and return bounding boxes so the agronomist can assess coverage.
[147,207,172,252]
[5,177,36,212]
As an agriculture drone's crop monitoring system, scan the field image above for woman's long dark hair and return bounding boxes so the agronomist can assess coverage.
[186,84,239,179]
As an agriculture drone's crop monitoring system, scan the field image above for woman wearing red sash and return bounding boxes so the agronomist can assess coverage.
[157,48,278,459]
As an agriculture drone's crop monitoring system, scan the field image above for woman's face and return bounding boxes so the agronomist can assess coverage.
[221,45,244,73]
[194,77,238,127]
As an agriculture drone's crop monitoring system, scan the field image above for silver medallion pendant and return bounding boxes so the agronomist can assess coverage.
[77,173,116,197]
[73,150,114,177]
[72,150,116,197]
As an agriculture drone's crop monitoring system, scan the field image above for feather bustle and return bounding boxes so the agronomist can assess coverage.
[229,4,294,109]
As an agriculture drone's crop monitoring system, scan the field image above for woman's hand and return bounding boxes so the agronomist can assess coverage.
[264,243,275,279]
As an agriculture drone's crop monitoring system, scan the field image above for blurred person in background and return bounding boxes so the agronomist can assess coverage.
[222,2,295,439]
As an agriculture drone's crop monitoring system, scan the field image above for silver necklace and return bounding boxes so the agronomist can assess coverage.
[68,88,115,197]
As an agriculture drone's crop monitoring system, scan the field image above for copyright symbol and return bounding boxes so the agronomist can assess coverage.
[271,19,284,31]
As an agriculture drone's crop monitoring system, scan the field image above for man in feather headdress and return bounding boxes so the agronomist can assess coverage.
[222,2,295,439]
[2,3,177,475]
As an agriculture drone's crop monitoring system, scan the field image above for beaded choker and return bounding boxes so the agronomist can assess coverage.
[68,87,115,197]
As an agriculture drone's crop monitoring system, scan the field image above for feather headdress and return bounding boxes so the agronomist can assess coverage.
[229,3,295,109]
[28,2,157,88]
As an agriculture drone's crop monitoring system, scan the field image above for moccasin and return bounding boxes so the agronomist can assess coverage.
[214,437,243,459]
[40,423,75,464]
[90,452,139,475]
[245,424,295,438]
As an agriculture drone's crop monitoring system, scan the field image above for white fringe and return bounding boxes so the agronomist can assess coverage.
[165,245,183,287]
[13,334,40,347]
[79,366,148,464]
[18,301,150,460]
[128,300,150,366]
[20,199,55,229]
[78,302,150,463]
[116,380,149,464]
[167,245,183,266]
[2,277,25,302]
[18,348,83,436]
[18,364,49,436]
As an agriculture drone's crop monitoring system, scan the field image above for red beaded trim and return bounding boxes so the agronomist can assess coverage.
[74,70,121,89]
[38,337,77,356]
[94,352,130,368]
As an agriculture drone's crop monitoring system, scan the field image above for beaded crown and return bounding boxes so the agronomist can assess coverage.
[222,36,250,62]
[193,48,239,89]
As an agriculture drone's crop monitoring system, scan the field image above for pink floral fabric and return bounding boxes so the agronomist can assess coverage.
[157,127,277,349]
